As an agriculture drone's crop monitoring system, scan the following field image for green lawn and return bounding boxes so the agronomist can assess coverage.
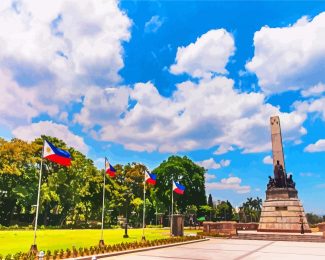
[0,228,199,255]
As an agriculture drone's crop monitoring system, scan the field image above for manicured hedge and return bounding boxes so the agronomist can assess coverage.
[1,236,203,259]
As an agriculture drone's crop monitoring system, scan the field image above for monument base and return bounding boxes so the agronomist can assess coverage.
[258,188,311,233]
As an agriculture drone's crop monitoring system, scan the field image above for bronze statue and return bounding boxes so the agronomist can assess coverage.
[273,160,286,188]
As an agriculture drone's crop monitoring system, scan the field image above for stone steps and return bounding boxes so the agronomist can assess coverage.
[233,233,325,242]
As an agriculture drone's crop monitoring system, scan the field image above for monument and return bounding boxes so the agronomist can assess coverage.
[258,116,311,233]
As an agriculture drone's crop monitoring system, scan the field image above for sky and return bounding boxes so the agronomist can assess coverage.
[0,0,324,213]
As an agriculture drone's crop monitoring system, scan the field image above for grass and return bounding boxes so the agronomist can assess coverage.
[0,228,199,255]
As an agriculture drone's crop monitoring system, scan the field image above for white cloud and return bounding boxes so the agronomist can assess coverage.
[0,0,131,127]
[12,121,88,154]
[214,144,234,155]
[144,15,164,33]
[294,97,325,121]
[220,159,230,167]
[246,13,325,94]
[205,173,216,181]
[206,176,251,194]
[197,158,221,169]
[304,139,325,152]
[170,29,235,78]
[94,158,105,169]
[74,86,130,129]
[301,83,325,97]
[300,172,320,177]
[86,77,307,153]
[263,155,273,165]
[0,70,58,127]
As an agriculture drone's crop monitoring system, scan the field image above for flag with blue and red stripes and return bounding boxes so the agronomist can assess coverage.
[43,140,71,167]
[105,157,116,177]
[173,181,185,195]
[145,171,157,185]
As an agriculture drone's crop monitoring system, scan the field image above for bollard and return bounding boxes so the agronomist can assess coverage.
[92,256,97,260]
[38,251,45,260]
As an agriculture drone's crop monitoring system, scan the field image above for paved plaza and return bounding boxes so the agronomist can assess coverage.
[104,239,325,260]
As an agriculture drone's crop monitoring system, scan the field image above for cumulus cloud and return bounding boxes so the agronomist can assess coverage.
[246,13,325,94]
[294,97,325,121]
[301,83,325,97]
[304,139,325,152]
[205,173,216,181]
[214,144,234,155]
[0,70,58,127]
[206,176,251,194]
[263,155,273,165]
[144,15,164,33]
[220,159,230,167]
[82,76,307,153]
[0,0,131,127]
[12,121,88,153]
[197,158,221,169]
[74,86,130,129]
[197,158,230,170]
[170,29,235,78]
[300,172,320,177]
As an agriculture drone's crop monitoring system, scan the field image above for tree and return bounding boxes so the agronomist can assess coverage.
[0,138,39,225]
[215,201,233,221]
[239,197,262,223]
[306,213,323,225]
[208,194,213,208]
[153,156,207,214]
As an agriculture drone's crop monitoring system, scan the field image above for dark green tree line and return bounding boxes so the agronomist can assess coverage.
[0,137,208,228]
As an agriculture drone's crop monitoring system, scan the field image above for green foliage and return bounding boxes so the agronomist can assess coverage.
[215,201,234,221]
[239,197,262,222]
[306,213,323,225]
[208,194,213,208]
[153,156,207,214]
[0,137,207,231]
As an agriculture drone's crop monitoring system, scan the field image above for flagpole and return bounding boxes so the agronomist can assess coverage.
[142,171,146,240]
[31,141,44,252]
[170,181,174,236]
[100,158,106,246]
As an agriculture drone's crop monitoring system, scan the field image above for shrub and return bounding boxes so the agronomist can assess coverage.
[79,247,84,256]
[5,254,11,260]
[58,249,64,259]
[53,249,58,260]
[66,248,71,258]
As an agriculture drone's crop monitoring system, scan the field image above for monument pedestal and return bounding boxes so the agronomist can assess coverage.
[171,214,184,236]
[258,188,311,233]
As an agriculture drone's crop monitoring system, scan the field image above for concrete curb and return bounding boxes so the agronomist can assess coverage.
[74,238,209,259]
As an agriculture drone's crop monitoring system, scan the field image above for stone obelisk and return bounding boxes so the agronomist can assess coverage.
[258,116,310,233]
[270,116,285,170]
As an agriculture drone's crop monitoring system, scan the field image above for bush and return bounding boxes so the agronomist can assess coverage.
[17,235,203,259]
[53,250,58,260]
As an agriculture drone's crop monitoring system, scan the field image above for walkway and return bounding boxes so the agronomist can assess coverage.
[102,238,325,259]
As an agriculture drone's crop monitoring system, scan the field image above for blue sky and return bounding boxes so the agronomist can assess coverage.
[0,0,324,213]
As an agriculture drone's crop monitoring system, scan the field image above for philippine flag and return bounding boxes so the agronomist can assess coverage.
[43,140,71,167]
[173,181,185,195]
[145,171,157,185]
[105,157,116,177]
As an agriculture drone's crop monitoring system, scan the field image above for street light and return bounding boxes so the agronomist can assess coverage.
[123,191,132,238]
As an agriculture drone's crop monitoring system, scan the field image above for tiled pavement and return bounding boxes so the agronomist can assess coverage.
[102,239,325,260]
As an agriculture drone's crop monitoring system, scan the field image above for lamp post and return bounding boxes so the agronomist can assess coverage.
[123,191,131,238]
